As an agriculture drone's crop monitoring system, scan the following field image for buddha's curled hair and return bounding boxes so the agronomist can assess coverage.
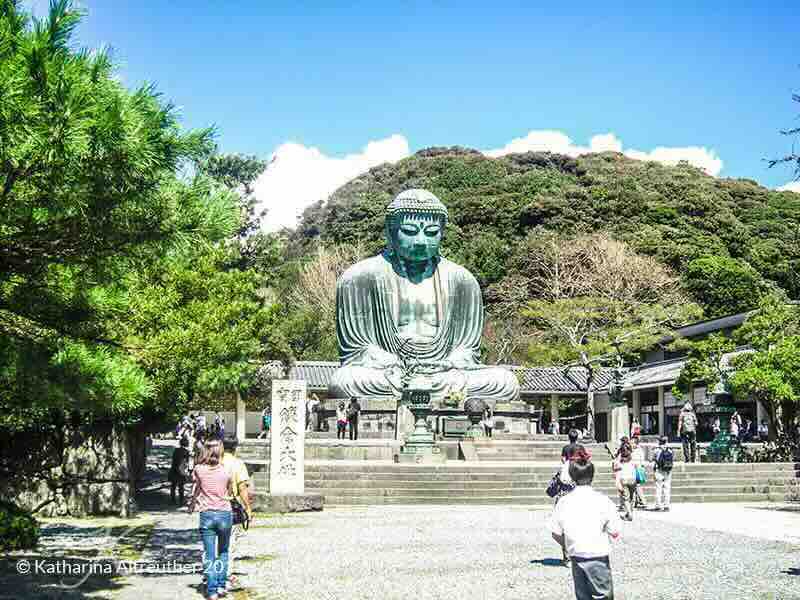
[384,189,449,232]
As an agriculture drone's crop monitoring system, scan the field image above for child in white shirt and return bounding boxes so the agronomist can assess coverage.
[550,449,622,600]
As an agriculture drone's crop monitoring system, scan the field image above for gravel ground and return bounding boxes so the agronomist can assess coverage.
[227,504,800,600]
[5,500,800,600]
[4,445,798,600]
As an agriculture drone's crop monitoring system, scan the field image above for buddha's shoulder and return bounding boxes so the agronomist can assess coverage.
[439,257,479,287]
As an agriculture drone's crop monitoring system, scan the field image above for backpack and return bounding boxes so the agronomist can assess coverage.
[656,447,674,472]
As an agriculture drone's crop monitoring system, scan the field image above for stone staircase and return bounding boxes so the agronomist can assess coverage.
[245,460,798,507]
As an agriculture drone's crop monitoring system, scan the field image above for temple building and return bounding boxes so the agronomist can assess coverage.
[282,310,764,443]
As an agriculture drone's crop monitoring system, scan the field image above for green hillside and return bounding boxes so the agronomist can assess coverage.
[291,147,800,312]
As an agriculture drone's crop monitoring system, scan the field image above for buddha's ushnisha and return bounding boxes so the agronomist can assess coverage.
[328,189,520,406]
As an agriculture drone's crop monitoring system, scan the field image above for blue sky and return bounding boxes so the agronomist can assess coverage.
[31,1,800,228]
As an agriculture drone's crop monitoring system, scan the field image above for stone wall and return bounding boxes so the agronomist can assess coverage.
[1,426,141,517]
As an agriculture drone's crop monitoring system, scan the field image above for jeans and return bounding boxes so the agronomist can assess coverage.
[349,419,359,440]
[199,510,232,597]
[337,421,347,439]
[681,431,697,462]
[654,470,672,508]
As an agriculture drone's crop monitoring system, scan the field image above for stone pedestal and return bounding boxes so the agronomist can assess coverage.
[610,405,630,445]
[252,493,323,513]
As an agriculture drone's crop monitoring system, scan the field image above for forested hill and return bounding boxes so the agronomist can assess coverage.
[290,147,800,316]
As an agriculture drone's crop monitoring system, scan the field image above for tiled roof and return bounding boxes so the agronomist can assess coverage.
[288,361,339,392]
[287,361,613,395]
[622,348,753,391]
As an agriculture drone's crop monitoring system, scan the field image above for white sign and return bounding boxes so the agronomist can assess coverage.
[269,380,307,495]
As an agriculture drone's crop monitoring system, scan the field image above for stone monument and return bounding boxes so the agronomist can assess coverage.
[265,379,323,512]
[328,189,520,408]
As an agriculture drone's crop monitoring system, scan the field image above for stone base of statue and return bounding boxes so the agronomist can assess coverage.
[253,493,324,513]
[395,388,447,464]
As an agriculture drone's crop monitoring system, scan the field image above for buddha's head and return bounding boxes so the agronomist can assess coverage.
[385,189,448,264]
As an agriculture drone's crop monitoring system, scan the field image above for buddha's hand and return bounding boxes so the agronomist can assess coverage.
[361,346,402,370]
[416,359,456,373]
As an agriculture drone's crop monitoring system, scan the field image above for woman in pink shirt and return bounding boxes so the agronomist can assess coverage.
[189,438,232,599]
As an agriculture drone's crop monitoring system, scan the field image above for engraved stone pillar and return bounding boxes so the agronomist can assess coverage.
[269,380,307,496]
[235,389,246,442]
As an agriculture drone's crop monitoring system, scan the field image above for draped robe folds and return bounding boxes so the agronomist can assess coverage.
[328,253,520,406]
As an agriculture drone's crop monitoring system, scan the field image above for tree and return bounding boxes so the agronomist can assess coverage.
[672,296,800,436]
[277,243,366,361]
[505,233,702,365]
[119,245,291,419]
[683,255,771,318]
[728,297,800,435]
[0,0,238,428]
[672,333,737,401]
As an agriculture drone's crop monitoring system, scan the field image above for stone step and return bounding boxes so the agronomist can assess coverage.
[304,483,787,496]
[316,491,785,506]
[302,475,791,488]
[300,467,797,478]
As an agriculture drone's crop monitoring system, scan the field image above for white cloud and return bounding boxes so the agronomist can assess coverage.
[777,181,800,193]
[484,130,723,176]
[255,134,410,231]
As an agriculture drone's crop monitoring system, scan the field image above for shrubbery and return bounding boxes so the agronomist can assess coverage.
[0,502,40,551]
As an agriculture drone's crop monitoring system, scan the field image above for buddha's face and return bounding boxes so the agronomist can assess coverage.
[389,212,443,263]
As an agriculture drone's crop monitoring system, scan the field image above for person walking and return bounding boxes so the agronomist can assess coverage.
[347,397,361,441]
[562,429,580,462]
[730,409,742,440]
[630,436,647,509]
[257,406,271,439]
[615,445,637,521]
[677,402,698,462]
[309,394,322,432]
[651,436,674,511]
[483,407,495,438]
[630,417,642,439]
[168,437,191,506]
[222,438,252,593]
[549,419,561,436]
[550,449,621,600]
[336,401,348,440]
[189,438,233,600]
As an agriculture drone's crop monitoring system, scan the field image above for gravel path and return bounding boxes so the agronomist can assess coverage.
[105,502,798,600]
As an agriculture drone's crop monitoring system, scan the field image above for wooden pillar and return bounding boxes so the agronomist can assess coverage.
[632,389,641,423]
[235,388,246,442]
[657,386,665,436]
[586,390,595,439]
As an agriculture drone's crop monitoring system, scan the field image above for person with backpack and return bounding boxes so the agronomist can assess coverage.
[651,436,673,511]
[168,437,191,506]
[347,397,361,440]
[548,441,580,564]
[677,402,698,462]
